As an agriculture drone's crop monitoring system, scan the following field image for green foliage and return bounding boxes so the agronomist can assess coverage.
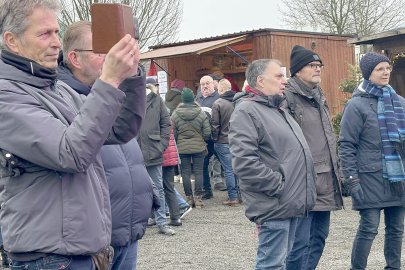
[332,112,343,137]
[339,64,362,94]
[333,64,361,137]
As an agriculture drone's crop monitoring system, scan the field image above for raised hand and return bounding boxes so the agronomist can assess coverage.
[99,34,140,88]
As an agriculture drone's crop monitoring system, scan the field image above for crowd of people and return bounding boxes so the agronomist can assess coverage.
[0,0,403,270]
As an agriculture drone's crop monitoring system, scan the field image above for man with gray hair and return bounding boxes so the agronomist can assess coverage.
[0,0,144,269]
[58,21,155,269]
[229,59,316,269]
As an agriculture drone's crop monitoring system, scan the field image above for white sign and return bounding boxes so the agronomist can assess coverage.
[157,71,168,94]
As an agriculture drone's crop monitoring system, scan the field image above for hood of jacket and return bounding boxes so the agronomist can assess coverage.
[175,103,203,121]
[57,63,91,96]
[220,90,236,102]
[351,83,378,99]
[165,88,182,102]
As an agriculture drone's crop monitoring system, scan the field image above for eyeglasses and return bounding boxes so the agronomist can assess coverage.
[306,63,324,70]
[74,49,93,52]
[374,66,392,73]
[74,49,103,57]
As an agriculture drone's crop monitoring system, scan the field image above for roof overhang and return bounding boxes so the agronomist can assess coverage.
[348,28,405,45]
[140,35,246,60]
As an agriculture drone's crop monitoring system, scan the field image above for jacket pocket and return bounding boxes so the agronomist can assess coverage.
[147,133,164,161]
[314,160,331,174]
[148,134,161,141]
[358,150,382,172]
[358,161,381,173]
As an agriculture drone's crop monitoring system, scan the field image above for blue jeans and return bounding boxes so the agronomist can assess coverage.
[256,218,298,270]
[10,255,95,270]
[146,165,167,226]
[214,143,238,200]
[203,141,219,193]
[286,211,330,270]
[175,188,189,208]
[351,206,404,270]
[111,241,138,270]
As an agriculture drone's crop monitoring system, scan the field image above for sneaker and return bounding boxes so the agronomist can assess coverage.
[223,199,241,206]
[214,182,227,191]
[158,224,176,235]
[174,175,182,183]
[202,191,213,200]
[168,219,182,226]
[147,218,156,226]
[179,205,192,219]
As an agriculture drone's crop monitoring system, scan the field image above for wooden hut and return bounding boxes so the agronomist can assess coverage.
[141,29,354,115]
[348,28,405,97]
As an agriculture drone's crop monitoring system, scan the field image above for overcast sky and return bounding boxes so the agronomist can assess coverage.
[178,0,285,41]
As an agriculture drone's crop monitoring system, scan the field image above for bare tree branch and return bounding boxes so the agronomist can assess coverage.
[279,0,405,35]
[59,0,183,50]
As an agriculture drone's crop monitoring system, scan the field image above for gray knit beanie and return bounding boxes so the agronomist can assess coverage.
[359,52,390,80]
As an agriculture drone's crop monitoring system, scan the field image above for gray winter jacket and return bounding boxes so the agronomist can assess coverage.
[229,92,316,224]
[0,58,144,255]
[57,64,153,247]
[339,86,405,210]
[285,77,343,211]
[138,91,170,167]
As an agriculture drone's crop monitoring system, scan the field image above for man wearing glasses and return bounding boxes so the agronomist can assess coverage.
[285,45,344,270]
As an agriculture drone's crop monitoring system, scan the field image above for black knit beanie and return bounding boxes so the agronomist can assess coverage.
[181,88,195,104]
[290,45,322,76]
[359,52,390,80]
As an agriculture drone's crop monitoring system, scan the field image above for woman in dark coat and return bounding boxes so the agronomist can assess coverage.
[339,52,405,270]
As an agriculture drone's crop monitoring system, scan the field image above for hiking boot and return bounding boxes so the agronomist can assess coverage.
[223,199,241,206]
[147,218,156,226]
[179,205,192,219]
[194,196,204,208]
[158,224,176,235]
[186,195,195,208]
[202,191,213,200]
[214,182,227,191]
[168,219,182,226]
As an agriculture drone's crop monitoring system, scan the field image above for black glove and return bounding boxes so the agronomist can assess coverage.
[350,177,364,202]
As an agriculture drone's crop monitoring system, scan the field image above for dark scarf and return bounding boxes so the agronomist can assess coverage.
[1,50,57,80]
[362,80,405,194]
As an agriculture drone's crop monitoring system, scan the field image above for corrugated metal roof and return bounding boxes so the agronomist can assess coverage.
[140,35,246,60]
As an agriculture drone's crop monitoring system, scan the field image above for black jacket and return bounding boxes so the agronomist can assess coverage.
[211,91,235,143]
[138,90,171,166]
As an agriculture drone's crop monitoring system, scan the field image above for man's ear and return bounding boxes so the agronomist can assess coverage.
[66,51,82,69]
[3,31,21,54]
[256,76,264,89]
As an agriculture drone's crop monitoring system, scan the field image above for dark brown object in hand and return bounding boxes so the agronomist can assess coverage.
[91,3,135,53]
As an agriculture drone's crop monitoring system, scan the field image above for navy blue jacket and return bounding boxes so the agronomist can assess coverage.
[57,63,154,246]
[339,87,405,210]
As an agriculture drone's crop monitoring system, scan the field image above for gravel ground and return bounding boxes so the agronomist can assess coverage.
[137,183,404,270]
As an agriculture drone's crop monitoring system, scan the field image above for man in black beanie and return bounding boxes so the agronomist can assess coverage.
[285,45,344,270]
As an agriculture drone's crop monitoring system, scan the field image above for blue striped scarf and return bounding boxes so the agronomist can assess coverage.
[363,80,405,187]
